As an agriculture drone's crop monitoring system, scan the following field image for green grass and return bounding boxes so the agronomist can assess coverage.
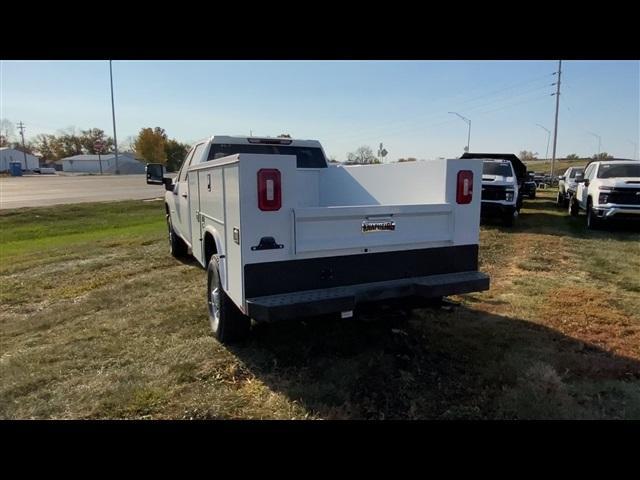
[1,193,639,419]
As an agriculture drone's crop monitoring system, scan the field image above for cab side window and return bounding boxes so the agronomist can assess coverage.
[178,143,204,182]
[583,164,595,180]
[176,147,195,183]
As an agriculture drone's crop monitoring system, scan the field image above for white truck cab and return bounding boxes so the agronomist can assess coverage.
[570,159,640,229]
[146,135,490,343]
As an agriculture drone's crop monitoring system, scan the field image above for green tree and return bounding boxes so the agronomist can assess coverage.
[164,138,191,172]
[592,152,613,160]
[566,153,580,160]
[278,133,292,138]
[133,127,168,164]
[79,128,114,154]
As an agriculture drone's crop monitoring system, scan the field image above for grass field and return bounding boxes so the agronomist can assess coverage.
[1,192,639,419]
[524,158,588,175]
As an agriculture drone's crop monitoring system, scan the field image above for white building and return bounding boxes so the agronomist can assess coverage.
[60,152,146,174]
[0,147,40,172]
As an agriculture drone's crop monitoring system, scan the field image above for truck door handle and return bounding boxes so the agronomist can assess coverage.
[181,193,188,198]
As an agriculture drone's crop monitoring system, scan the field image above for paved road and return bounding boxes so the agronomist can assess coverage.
[0,174,168,209]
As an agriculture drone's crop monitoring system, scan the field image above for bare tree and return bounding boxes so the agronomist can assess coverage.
[346,146,379,164]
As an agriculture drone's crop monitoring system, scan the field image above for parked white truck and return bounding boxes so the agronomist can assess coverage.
[569,159,640,229]
[556,166,584,208]
[461,153,527,227]
[146,136,490,343]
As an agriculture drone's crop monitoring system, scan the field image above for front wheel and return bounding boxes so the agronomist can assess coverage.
[168,215,188,258]
[207,255,251,344]
[503,209,517,227]
[569,197,579,217]
[586,201,601,230]
[556,192,565,208]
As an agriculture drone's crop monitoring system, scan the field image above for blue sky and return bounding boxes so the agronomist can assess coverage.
[1,60,638,160]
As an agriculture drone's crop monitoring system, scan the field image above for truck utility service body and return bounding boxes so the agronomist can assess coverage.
[148,136,489,342]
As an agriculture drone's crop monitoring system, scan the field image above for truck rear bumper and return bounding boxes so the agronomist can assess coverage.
[245,271,490,322]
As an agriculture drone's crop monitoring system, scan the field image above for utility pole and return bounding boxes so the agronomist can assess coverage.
[550,60,562,179]
[16,121,28,168]
[109,60,119,175]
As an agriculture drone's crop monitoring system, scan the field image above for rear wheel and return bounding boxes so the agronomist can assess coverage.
[167,215,188,258]
[207,255,251,344]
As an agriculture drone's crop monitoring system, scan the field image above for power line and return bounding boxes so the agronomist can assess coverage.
[329,72,556,143]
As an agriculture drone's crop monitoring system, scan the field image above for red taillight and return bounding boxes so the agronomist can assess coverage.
[456,170,473,204]
[257,169,281,211]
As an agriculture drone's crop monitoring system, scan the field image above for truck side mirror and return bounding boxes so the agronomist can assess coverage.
[558,175,565,180]
[163,177,174,192]
[583,179,590,187]
[146,163,165,185]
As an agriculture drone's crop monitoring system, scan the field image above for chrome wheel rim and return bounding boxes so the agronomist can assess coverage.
[209,284,220,331]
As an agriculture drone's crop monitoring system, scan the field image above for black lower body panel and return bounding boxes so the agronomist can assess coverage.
[244,244,479,298]
[243,244,488,322]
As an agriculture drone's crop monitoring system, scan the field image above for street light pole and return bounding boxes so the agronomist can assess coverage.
[536,124,551,174]
[109,60,119,175]
[448,112,471,153]
[588,132,602,158]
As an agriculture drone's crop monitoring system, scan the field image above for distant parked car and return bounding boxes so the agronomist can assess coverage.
[557,166,584,207]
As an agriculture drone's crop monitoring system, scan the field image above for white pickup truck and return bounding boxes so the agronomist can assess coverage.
[556,166,584,208]
[461,153,526,227]
[146,136,490,343]
[569,159,640,229]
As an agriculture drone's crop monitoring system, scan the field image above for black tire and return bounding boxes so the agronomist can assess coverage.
[206,255,251,344]
[503,209,517,227]
[586,200,601,230]
[556,191,565,208]
[167,214,188,258]
[530,191,536,199]
[569,197,579,217]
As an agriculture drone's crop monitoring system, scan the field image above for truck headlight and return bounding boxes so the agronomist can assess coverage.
[505,191,514,202]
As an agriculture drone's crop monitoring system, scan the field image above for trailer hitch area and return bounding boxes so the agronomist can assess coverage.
[251,236,284,251]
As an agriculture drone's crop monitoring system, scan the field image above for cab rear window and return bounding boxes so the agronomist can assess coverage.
[207,144,327,168]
